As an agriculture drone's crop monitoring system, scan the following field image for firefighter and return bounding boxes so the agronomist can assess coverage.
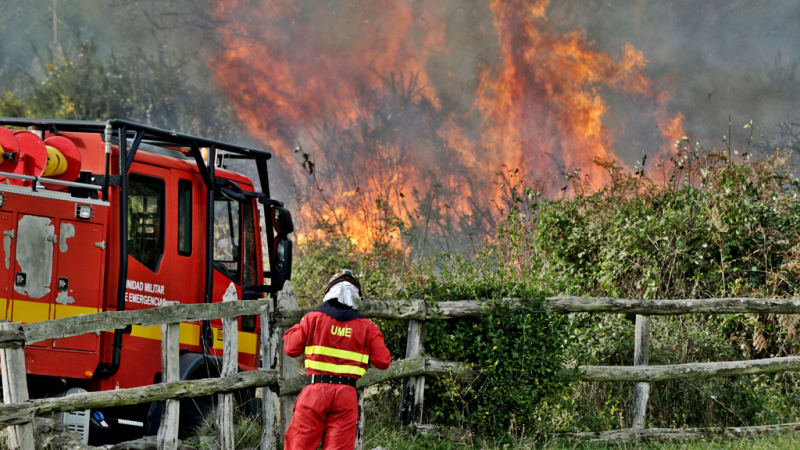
[283,270,392,450]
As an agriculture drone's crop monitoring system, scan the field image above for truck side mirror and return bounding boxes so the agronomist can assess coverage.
[272,235,292,291]
[252,200,294,293]
[270,205,293,291]
[271,206,294,235]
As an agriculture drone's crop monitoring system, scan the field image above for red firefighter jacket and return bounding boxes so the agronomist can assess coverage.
[284,301,392,378]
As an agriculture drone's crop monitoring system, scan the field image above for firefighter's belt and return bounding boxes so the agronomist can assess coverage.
[309,374,357,388]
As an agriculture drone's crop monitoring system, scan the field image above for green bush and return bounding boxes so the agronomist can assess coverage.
[295,140,800,434]
[472,143,800,431]
[424,296,571,436]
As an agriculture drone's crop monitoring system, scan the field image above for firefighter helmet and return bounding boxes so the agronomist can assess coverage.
[325,269,362,297]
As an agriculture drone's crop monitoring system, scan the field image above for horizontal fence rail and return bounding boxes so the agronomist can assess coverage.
[546,297,800,315]
[23,298,274,345]
[0,296,793,347]
[278,356,477,397]
[274,297,800,327]
[0,369,279,428]
[566,422,800,444]
[3,293,800,448]
[567,356,800,382]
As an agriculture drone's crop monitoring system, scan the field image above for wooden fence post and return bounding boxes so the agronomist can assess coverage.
[218,286,239,450]
[0,322,34,450]
[355,389,365,450]
[278,282,300,442]
[398,319,427,426]
[157,302,180,450]
[631,314,650,429]
[261,294,281,450]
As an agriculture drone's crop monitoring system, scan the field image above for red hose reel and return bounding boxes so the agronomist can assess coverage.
[0,127,82,190]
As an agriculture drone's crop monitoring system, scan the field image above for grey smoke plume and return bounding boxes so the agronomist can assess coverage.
[552,0,800,158]
[3,1,798,162]
[3,0,800,251]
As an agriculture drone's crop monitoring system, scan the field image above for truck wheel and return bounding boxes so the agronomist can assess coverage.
[146,388,256,438]
[146,353,257,438]
[145,394,215,439]
[179,395,215,439]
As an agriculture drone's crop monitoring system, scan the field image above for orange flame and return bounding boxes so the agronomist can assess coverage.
[211,0,685,248]
[475,0,655,187]
[655,89,687,160]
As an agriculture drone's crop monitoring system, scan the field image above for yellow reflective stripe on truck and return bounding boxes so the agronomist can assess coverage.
[128,323,200,342]
[6,299,258,354]
[130,324,258,355]
[54,304,100,319]
[305,345,369,364]
[8,299,100,322]
[10,299,52,323]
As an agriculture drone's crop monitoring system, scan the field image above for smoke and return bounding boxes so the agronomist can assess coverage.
[4,1,798,155]
[210,0,683,248]
[550,0,800,158]
[0,1,222,97]
[3,0,800,250]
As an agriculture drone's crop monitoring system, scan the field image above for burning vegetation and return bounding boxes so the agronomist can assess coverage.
[212,0,685,253]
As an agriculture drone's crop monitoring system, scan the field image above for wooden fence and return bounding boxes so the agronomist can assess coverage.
[3,291,800,449]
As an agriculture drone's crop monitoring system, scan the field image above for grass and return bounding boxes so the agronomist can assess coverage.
[362,427,800,450]
[170,403,800,450]
[174,384,800,450]
[359,391,800,450]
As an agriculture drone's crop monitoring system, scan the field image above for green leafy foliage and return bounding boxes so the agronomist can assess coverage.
[469,143,800,431]
[424,297,571,436]
[293,140,800,435]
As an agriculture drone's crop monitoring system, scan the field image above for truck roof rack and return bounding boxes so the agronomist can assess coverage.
[0,118,278,379]
[0,118,271,160]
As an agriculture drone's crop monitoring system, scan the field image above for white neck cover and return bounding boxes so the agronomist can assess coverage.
[323,281,362,310]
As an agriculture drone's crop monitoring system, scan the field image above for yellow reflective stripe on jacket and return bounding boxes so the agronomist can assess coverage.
[305,359,367,376]
[305,345,369,364]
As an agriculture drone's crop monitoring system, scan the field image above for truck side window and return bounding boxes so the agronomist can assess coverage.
[177,179,192,257]
[213,190,241,281]
[128,173,165,272]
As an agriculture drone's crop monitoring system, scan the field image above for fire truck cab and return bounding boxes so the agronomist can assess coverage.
[0,118,293,442]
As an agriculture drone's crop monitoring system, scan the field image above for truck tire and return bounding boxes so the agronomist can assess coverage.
[179,395,216,438]
[145,394,215,439]
[146,353,256,438]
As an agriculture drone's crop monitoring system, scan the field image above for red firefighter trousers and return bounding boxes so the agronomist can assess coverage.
[284,383,359,450]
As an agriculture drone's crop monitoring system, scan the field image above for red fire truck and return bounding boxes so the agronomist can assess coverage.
[0,118,293,442]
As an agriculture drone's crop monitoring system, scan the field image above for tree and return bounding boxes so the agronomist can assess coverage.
[0,39,240,141]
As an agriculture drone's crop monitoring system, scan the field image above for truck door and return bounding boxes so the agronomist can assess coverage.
[239,196,261,362]
[10,214,56,348]
[112,167,173,389]
[123,169,172,328]
[210,187,260,360]
[52,220,106,351]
